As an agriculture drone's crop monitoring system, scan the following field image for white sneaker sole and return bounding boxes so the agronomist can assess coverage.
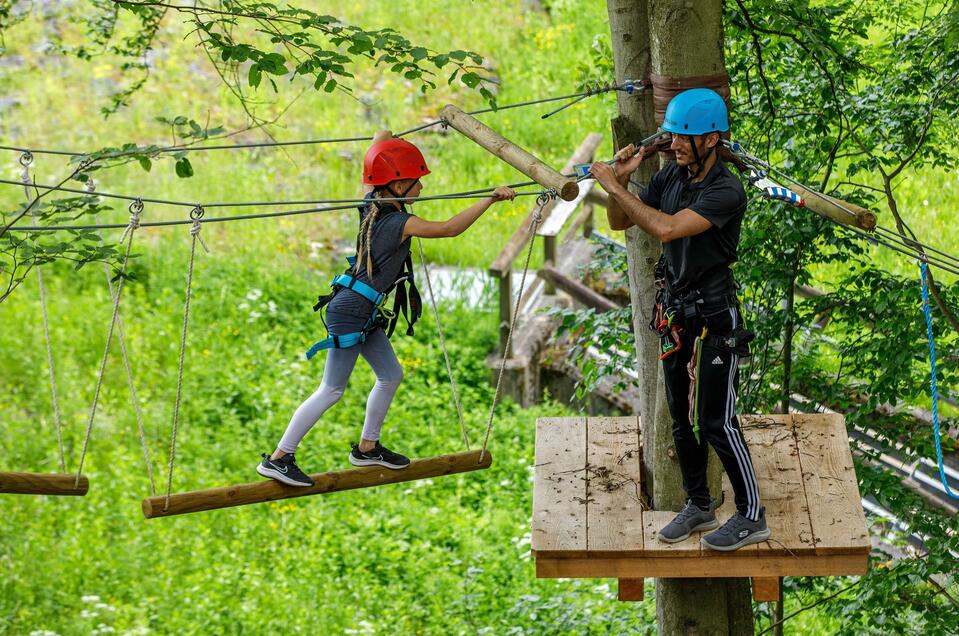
[348,455,409,470]
[657,518,719,543]
[256,463,313,487]
[701,528,772,552]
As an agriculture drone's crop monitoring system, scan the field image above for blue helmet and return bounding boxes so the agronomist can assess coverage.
[662,88,729,135]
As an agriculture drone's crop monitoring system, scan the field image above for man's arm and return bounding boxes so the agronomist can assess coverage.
[598,143,654,231]
[591,162,712,242]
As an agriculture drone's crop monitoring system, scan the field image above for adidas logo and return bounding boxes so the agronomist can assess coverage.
[711,356,723,365]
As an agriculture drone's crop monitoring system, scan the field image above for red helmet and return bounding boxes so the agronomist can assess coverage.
[363,138,430,186]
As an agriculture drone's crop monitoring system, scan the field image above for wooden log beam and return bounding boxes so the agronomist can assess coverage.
[618,578,645,601]
[0,472,89,496]
[489,133,602,278]
[440,105,580,201]
[752,577,781,602]
[790,184,877,231]
[537,265,621,312]
[143,450,492,519]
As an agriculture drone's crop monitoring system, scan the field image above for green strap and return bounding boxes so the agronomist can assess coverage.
[692,328,707,443]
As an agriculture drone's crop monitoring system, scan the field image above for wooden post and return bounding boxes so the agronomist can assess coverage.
[543,235,557,294]
[440,105,580,201]
[752,577,782,603]
[582,203,594,238]
[0,472,89,496]
[143,450,492,519]
[790,184,877,231]
[618,578,645,601]
[498,272,513,356]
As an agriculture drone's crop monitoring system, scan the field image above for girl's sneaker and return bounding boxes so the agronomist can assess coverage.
[256,453,314,487]
[349,442,410,470]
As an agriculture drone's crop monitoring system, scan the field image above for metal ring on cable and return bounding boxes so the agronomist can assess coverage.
[536,188,557,207]
[19,151,33,167]
[129,198,144,215]
[190,205,205,220]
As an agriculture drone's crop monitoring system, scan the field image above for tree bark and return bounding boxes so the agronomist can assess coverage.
[605,0,756,632]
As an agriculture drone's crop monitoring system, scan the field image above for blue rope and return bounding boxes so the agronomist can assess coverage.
[919,260,959,499]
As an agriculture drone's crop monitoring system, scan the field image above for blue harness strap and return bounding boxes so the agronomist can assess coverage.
[331,274,384,306]
[305,272,388,359]
[305,331,367,360]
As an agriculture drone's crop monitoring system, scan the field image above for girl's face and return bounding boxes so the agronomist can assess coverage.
[390,178,423,200]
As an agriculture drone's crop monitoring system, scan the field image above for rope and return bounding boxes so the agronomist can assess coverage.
[88,178,158,495]
[0,176,544,210]
[74,200,142,487]
[163,207,207,510]
[20,154,66,472]
[919,261,959,500]
[726,142,959,277]
[0,83,633,159]
[479,189,555,461]
[416,237,468,449]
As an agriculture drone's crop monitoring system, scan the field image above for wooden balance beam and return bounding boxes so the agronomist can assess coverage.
[142,449,493,519]
[440,105,580,202]
[0,472,89,496]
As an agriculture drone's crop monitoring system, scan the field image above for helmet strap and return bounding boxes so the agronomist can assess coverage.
[684,135,716,181]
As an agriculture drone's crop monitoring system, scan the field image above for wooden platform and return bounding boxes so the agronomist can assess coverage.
[532,414,870,584]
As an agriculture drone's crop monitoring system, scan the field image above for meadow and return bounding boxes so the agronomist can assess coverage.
[1,0,954,634]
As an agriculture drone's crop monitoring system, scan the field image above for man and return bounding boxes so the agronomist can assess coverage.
[589,88,770,551]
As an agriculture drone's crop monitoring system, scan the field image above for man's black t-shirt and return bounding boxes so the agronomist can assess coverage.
[639,160,747,294]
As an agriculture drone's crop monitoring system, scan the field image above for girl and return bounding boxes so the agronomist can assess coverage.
[258,130,516,486]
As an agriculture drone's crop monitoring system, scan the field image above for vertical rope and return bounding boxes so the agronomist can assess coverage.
[90,180,157,495]
[20,153,66,473]
[416,237,469,449]
[480,190,554,461]
[74,200,142,487]
[919,261,959,499]
[164,208,208,510]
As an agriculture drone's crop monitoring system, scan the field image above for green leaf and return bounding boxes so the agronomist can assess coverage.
[323,79,337,93]
[175,157,194,178]
[433,54,449,68]
[248,64,262,88]
[461,72,481,88]
[410,47,428,61]
[137,156,152,172]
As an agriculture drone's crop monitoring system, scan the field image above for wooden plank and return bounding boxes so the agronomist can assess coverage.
[489,133,602,276]
[0,472,89,496]
[531,417,588,556]
[741,415,816,555]
[535,553,869,579]
[143,450,491,519]
[752,577,781,603]
[792,413,871,555]
[618,578,644,601]
[537,179,596,237]
[441,105,580,201]
[586,416,643,555]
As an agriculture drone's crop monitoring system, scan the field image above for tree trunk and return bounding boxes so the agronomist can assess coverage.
[606,0,756,632]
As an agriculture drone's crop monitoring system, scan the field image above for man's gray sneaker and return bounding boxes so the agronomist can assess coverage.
[657,500,719,543]
[701,507,771,551]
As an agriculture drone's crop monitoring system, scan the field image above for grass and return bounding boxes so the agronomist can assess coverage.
[2,0,952,633]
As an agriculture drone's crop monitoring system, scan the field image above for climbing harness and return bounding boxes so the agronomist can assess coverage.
[306,200,422,360]
[918,261,958,500]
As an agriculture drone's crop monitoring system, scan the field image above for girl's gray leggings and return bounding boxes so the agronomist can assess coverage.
[278,329,403,454]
